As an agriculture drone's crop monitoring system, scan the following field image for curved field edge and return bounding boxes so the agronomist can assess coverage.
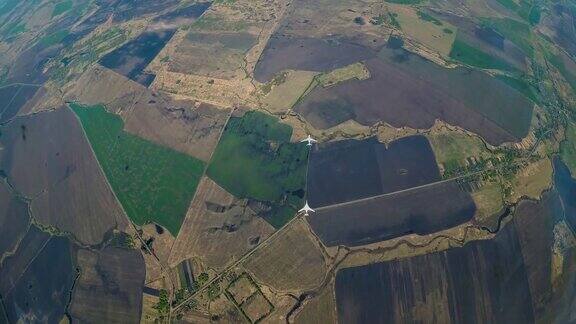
[70,103,205,235]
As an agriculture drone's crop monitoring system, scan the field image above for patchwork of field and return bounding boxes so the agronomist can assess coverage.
[168,177,275,269]
[207,111,308,229]
[254,35,376,83]
[333,156,576,323]
[307,135,441,208]
[335,220,535,323]
[69,65,231,162]
[252,0,392,82]
[540,3,576,57]
[437,12,529,72]
[72,103,205,235]
[0,107,127,245]
[244,219,327,292]
[295,45,534,145]
[0,226,74,324]
[69,246,146,323]
[100,29,176,86]
[308,180,476,247]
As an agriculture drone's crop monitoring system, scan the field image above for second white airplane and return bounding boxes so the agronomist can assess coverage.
[298,201,315,216]
[300,135,317,146]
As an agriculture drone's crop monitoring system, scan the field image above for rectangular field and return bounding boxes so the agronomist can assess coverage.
[308,180,476,247]
[307,135,441,207]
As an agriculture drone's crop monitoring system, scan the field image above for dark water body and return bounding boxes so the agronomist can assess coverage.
[100,29,175,86]
[307,135,441,208]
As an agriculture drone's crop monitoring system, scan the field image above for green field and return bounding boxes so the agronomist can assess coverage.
[40,30,69,47]
[207,111,308,228]
[450,38,516,72]
[496,75,539,103]
[561,123,576,175]
[52,0,73,18]
[483,18,534,56]
[71,104,205,235]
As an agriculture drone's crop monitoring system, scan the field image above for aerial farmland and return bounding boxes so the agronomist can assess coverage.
[0,0,575,323]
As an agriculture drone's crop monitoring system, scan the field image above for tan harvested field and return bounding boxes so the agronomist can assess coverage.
[510,158,553,202]
[472,181,505,224]
[140,293,159,324]
[261,294,297,324]
[65,65,144,113]
[243,219,327,292]
[228,275,258,305]
[0,107,127,245]
[316,62,370,87]
[261,70,317,113]
[69,247,146,323]
[147,0,289,107]
[387,4,457,57]
[152,70,258,108]
[242,292,273,322]
[427,129,493,174]
[169,177,275,270]
[294,285,337,324]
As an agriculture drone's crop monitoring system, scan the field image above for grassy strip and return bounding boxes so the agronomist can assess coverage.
[207,111,308,228]
[71,104,205,235]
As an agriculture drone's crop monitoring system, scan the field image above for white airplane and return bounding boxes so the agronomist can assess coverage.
[298,201,315,216]
[300,135,318,146]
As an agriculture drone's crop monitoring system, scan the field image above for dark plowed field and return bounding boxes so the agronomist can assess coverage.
[100,29,176,86]
[69,247,146,323]
[308,180,475,247]
[0,226,51,295]
[253,35,376,82]
[0,182,30,261]
[295,48,534,145]
[307,136,440,207]
[334,171,576,323]
[1,235,75,323]
[335,219,534,324]
[0,85,39,123]
[0,107,126,245]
